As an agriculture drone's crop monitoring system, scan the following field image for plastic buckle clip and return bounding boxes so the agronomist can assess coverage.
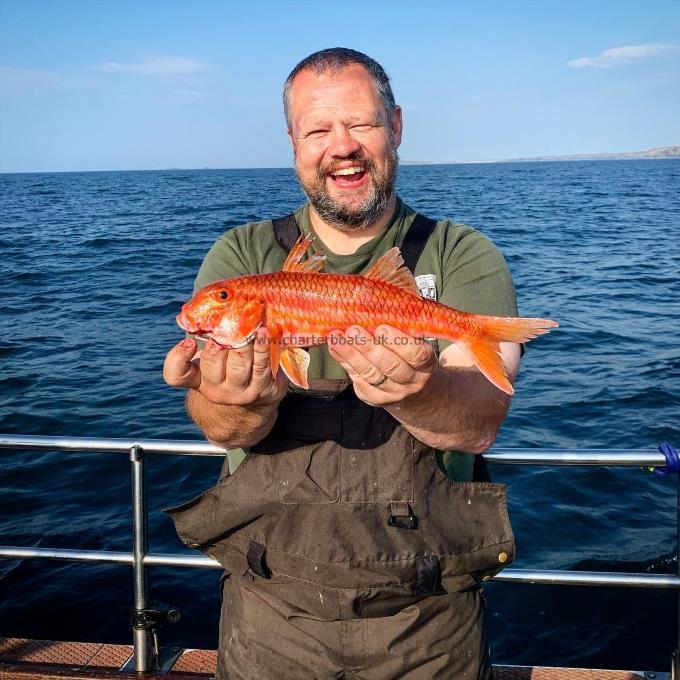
[387,502,418,529]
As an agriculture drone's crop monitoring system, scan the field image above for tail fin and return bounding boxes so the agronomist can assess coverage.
[479,315,558,344]
[458,316,558,395]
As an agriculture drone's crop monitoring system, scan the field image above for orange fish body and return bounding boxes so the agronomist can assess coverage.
[177,238,558,394]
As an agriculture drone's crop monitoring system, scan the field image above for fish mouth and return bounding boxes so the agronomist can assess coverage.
[176,311,196,332]
[176,313,211,342]
[181,323,262,349]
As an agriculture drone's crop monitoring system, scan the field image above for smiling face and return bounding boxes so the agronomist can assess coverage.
[287,64,403,231]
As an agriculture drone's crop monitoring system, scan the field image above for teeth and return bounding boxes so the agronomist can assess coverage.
[331,166,364,176]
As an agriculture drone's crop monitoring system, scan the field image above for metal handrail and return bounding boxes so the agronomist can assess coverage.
[0,434,677,674]
[0,545,677,589]
[0,433,669,465]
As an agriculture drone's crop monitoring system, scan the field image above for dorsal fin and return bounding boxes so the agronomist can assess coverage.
[364,247,421,297]
[282,235,326,273]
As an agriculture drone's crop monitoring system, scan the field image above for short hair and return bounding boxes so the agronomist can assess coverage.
[283,47,396,129]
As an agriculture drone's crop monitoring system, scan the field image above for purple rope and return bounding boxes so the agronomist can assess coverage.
[654,442,680,477]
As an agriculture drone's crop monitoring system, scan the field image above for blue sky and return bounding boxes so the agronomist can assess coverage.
[1,0,678,173]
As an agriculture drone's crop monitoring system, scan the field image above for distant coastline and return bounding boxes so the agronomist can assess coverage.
[2,146,679,174]
[403,145,680,165]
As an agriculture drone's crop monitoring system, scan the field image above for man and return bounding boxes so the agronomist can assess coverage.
[164,48,520,680]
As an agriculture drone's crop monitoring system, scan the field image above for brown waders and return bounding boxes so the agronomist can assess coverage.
[167,215,515,679]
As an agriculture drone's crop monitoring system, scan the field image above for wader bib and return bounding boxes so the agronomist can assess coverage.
[168,214,515,679]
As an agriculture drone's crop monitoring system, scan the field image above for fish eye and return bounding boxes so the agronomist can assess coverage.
[218,290,228,300]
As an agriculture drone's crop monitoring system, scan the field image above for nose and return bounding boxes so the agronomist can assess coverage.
[176,308,196,332]
[176,311,188,330]
[327,124,361,158]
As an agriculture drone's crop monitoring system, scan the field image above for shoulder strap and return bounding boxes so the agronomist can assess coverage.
[400,213,438,273]
[272,213,301,253]
[274,211,438,275]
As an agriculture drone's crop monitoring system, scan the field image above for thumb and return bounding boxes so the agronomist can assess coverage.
[163,337,201,389]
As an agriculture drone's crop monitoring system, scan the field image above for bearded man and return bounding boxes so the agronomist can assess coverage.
[164,48,520,680]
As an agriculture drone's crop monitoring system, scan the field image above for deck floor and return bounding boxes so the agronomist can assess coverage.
[0,638,650,679]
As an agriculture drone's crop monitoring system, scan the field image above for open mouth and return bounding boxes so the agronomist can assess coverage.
[183,324,262,349]
[328,165,367,188]
[176,315,212,342]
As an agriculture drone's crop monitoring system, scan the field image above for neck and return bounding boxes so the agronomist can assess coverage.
[309,194,397,255]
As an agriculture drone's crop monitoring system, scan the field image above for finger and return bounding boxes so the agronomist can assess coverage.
[328,327,387,386]
[327,331,358,376]
[348,326,416,385]
[250,327,276,388]
[225,343,254,390]
[375,325,437,374]
[163,338,201,389]
[327,346,361,382]
[199,339,229,385]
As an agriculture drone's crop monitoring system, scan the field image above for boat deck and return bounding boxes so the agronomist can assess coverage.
[0,638,651,679]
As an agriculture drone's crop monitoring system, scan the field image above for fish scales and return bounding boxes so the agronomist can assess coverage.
[175,239,558,394]
[253,272,441,339]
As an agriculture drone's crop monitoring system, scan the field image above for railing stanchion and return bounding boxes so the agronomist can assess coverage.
[130,444,153,673]
[674,472,680,680]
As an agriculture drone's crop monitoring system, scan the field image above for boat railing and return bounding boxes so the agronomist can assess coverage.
[1,434,678,675]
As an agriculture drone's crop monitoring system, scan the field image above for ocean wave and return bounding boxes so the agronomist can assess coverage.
[1,161,678,670]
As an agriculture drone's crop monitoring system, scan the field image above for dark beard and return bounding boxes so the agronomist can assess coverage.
[295,148,399,231]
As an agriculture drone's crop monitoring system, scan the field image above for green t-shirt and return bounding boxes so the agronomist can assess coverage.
[194,198,518,481]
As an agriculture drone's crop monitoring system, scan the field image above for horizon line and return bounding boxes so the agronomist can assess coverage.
[2,158,678,175]
[1,144,678,175]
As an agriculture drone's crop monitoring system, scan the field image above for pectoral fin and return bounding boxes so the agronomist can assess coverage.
[279,347,310,389]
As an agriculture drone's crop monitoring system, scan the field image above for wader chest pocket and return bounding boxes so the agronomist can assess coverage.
[277,444,339,504]
[339,429,415,503]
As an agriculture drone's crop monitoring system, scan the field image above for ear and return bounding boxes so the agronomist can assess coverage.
[287,127,296,153]
[390,105,403,148]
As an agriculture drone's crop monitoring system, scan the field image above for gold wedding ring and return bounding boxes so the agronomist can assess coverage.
[369,374,388,387]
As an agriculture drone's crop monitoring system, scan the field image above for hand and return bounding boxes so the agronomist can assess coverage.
[327,325,439,407]
[163,327,288,407]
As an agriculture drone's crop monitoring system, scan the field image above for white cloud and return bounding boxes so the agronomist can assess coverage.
[568,43,680,69]
[95,57,209,75]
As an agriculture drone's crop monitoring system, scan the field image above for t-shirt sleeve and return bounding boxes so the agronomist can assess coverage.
[194,227,254,294]
[436,225,518,353]
[431,224,519,482]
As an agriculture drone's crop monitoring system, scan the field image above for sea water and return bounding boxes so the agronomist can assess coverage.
[1,160,679,670]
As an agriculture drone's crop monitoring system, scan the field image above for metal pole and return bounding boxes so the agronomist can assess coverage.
[0,434,669,466]
[674,472,680,680]
[130,444,153,673]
